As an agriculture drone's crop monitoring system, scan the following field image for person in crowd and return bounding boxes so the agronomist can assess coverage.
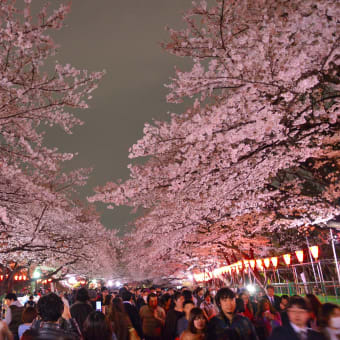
[180,308,207,340]
[87,289,98,310]
[122,291,143,339]
[279,295,289,312]
[70,288,93,334]
[177,300,195,338]
[160,294,172,315]
[318,303,340,340]
[136,289,148,312]
[18,307,37,339]
[24,297,36,310]
[98,287,109,305]
[200,291,217,321]
[20,329,38,340]
[4,293,24,340]
[103,294,113,316]
[139,293,166,340]
[195,288,205,309]
[0,320,13,340]
[83,311,115,340]
[108,297,132,340]
[207,287,257,340]
[306,294,322,331]
[237,291,254,322]
[278,295,289,326]
[265,286,280,311]
[59,292,70,309]
[163,292,185,340]
[32,292,80,340]
[254,298,281,339]
[182,291,194,304]
[268,296,325,340]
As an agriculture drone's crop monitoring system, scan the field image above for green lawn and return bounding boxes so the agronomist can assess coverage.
[315,295,339,304]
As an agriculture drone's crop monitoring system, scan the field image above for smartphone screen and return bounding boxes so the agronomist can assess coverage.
[96,301,102,311]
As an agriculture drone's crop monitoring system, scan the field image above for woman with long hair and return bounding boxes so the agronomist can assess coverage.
[200,292,217,321]
[305,294,322,331]
[254,298,281,339]
[238,291,254,321]
[180,308,207,340]
[83,311,114,340]
[107,297,133,340]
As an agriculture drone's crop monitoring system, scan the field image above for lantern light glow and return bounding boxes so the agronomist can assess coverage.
[264,258,270,269]
[271,257,278,268]
[295,250,304,263]
[309,246,319,260]
[283,254,291,265]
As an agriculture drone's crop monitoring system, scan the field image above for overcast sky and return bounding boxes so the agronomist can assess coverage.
[32,0,193,231]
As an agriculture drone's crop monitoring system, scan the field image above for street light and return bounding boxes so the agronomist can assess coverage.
[33,270,41,279]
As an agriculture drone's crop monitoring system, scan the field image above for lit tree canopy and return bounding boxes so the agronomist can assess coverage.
[0,0,118,278]
[91,0,340,280]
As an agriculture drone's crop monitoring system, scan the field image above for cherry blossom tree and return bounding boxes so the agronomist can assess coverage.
[0,0,118,280]
[91,0,340,280]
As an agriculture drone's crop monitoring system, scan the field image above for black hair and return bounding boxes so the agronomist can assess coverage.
[147,292,157,304]
[5,293,17,301]
[188,308,207,334]
[287,296,311,311]
[121,291,133,302]
[204,291,212,299]
[37,293,64,322]
[319,303,340,328]
[215,287,235,310]
[83,311,112,340]
[76,287,90,302]
[183,300,195,308]
[280,295,289,302]
[101,286,108,292]
[182,290,193,301]
[173,292,183,301]
[267,285,275,291]
[159,293,171,307]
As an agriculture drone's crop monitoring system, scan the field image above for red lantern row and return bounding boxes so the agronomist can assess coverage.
[193,246,319,282]
[0,274,28,281]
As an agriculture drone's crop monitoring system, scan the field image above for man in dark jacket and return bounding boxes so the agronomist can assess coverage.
[268,296,326,340]
[33,293,80,340]
[207,287,258,340]
[163,292,185,340]
[266,285,280,311]
[122,290,143,339]
[70,288,93,333]
[4,293,24,340]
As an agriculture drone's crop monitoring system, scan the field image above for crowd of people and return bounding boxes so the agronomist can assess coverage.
[0,284,339,340]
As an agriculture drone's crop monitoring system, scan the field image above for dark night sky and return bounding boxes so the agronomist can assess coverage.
[36,0,193,231]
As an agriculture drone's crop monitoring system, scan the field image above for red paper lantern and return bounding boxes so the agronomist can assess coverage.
[250,260,256,269]
[295,250,304,263]
[264,258,270,269]
[271,257,278,268]
[283,254,291,265]
[309,246,319,260]
[256,259,264,270]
